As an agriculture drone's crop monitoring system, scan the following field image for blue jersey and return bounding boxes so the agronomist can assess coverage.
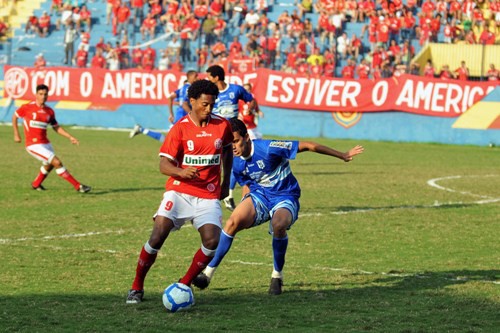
[213,83,253,119]
[233,139,301,198]
[173,83,191,124]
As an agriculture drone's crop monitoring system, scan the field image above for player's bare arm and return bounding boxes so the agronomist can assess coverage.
[298,141,364,162]
[181,100,191,115]
[12,113,22,143]
[159,156,199,179]
[219,144,233,200]
[168,93,176,123]
[54,125,79,145]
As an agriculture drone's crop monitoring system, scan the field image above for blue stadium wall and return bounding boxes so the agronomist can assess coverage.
[2,102,498,146]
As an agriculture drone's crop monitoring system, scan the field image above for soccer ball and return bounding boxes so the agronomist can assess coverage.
[162,282,195,313]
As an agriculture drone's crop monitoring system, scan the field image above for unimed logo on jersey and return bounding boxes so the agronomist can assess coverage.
[269,141,293,150]
[183,154,221,166]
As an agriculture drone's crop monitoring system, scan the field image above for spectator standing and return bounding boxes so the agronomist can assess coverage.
[454,61,470,81]
[423,59,435,78]
[341,59,356,79]
[115,2,131,36]
[63,21,78,65]
[91,48,107,68]
[74,45,88,68]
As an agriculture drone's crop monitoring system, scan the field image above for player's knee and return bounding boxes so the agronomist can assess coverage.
[224,217,242,236]
[51,157,63,168]
[202,237,219,251]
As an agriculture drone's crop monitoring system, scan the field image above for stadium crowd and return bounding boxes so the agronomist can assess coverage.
[18,0,500,80]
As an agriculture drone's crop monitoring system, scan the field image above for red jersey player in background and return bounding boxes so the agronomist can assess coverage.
[238,83,264,140]
[126,79,234,305]
[12,84,91,193]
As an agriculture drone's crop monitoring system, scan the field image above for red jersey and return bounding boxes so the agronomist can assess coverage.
[160,115,233,199]
[238,100,258,130]
[15,102,57,146]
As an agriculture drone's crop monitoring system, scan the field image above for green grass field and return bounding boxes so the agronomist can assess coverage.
[0,125,499,332]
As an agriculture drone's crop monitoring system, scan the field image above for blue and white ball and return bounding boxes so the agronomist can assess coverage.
[162,282,195,313]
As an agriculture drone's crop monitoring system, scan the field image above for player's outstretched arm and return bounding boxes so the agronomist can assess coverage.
[298,141,364,162]
[12,113,22,143]
[53,125,79,145]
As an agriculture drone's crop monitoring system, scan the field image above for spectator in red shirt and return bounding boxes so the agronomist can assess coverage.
[37,11,51,37]
[91,48,107,68]
[351,33,363,60]
[377,15,390,47]
[74,45,88,68]
[78,5,92,32]
[486,64,499,81]
[357,59,371,79]
[341,59,356,79]
[142,45,156,70]
[34,53,47,68]
[439,64,453,80]
[131,0,145,26]
[423,59,435,78]
[264,31,280,70]
[141,12,157,40]
[131,47,144,68]
[454,61,469,81]
[284,45,299,73]
[323,57,336,78]
[479,24,496,45]
[0,19,7,37]
[25,15,39,35]
[115,2,131,36]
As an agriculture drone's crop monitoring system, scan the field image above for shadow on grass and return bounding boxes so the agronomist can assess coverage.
[83,187,165,195]
[1,270,498,332]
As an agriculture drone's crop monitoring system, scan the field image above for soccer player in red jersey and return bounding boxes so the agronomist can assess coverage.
[12,84,91,193]
[126,80,234,304]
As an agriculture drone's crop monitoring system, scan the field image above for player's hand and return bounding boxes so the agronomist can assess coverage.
[168,115,174,123]
[69,136,80,145]
[343,145,364,162]
[179,166,200,179]
[14,135,21,143]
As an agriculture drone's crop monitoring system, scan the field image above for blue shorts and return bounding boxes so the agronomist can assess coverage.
[245,190,300,234]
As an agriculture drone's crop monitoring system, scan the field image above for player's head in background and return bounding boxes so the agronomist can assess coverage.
[206,65,225,83]
[35,84,49,106]
[186,70,199,84]
[229,118,251,157]
[243,83,252,92]
[188,80,219,122]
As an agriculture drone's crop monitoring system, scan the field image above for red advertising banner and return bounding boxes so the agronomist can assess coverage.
[4,66,497,117]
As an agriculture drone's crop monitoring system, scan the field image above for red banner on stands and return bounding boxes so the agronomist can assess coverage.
[4,66,497,117]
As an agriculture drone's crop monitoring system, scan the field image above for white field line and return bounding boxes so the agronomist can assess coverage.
[301,174,499,218]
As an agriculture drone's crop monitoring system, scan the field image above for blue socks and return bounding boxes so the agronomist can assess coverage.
[272,235,288,272]
[144,129,165,142]
[207,230,234,269]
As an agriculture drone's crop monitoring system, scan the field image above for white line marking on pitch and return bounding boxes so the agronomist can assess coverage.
[301,174,499,218]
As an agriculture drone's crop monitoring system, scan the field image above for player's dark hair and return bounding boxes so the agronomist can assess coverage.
[36,84,49,92]
[186,70,197,78]
[188,79,219,100]
[206,65,225,81]
[229,118,248,137]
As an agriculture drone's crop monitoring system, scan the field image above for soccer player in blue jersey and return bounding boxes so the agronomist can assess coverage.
[193,118,364,295]
[206,65,257,211]
[129,71,198,142]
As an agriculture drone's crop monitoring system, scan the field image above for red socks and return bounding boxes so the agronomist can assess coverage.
[32,166,49,188]
[179,248,212,286]
[132,246,158,291]
[56,167,80,189]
